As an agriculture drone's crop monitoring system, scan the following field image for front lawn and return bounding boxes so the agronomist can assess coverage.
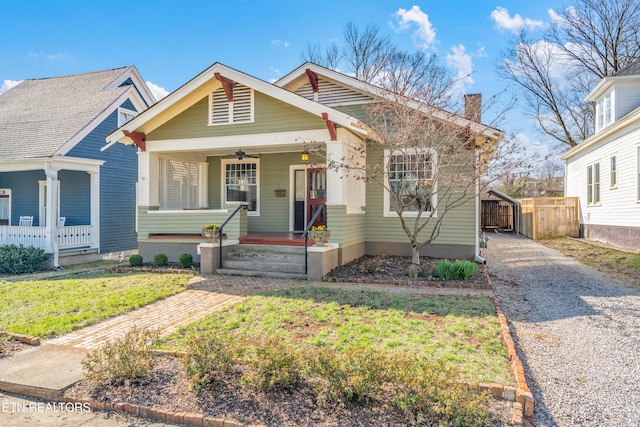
[163,286,513,385]
[0,272,189,338]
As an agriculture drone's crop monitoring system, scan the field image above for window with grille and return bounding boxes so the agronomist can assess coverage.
[222,159,259,213]
[587,162,600,205]
[596,90,613,132]
[118,108,137,126]
[610,155,617,188]
[384,149,436,216]
[209,83,254,125]
[158,158,199,210]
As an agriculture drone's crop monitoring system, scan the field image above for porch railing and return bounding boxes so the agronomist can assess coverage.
[0,225,94,251]
[0,226,47,250]
[216,204,248,268]
[57,225,94,249]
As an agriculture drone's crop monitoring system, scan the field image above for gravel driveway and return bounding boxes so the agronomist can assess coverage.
[486,233,640,427]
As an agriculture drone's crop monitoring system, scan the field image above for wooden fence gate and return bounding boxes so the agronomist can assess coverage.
[519,197,579,240]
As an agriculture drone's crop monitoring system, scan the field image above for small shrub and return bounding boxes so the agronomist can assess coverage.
[183,329,237,389]
[390,354,490,426]
[129,254,143,267]
[153,253,168,266]
[82,326,160,385]
[178,253,193,269]
[364,260,379,274]
[241,336,303,391]
[435,259,478,280]
[0,244,49,274]
[310,346,391,404]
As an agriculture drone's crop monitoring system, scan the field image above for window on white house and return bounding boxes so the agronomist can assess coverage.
[610,155,617,188]
[222,159,259,213]
[384,149,436,216]
[587,162,600,205]
[209,83,254,126]
[118,108,137,127]
[596,90,613,132]
[637,146,640,201]
[158,158,200,210]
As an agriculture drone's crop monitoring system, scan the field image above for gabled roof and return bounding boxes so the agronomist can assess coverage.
[277,62,504,141]
[105,62,369,148]
[0,66,154,161]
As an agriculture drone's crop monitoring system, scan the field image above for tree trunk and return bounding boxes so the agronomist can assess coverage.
[412,246,420,265]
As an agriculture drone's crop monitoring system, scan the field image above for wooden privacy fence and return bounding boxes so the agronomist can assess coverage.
[519,197,579,240]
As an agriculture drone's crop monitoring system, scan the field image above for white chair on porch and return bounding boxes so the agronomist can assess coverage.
[18,216,33,226]
[57,217,66,227]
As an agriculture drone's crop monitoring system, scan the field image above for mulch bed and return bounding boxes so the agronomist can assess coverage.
[65,354,514,426]
[325,255,489,288]
[0,335,29,358]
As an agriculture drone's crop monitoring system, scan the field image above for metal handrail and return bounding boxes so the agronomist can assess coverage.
[216,203,248,269]
[302,205,326,275]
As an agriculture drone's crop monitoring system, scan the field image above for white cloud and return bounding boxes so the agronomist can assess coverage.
[548,8,564,25]
[490,7,543,33]
[393,5,436,49]
[271,40,290,48]
[447,44,474,94]
[27,51,70,60]
[145,81,169,101]
[0,79,21,94]
[270,66,282,75]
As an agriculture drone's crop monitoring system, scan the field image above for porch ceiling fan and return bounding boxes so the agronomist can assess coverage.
[231,148,259,160]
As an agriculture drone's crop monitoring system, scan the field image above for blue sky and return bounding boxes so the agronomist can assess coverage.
[0,0,567,157]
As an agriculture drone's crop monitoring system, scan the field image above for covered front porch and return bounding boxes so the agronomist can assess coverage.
[0,156,102,266]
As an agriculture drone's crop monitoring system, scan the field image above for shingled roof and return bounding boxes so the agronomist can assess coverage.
[611,60,640,77]
[0,67,135,160]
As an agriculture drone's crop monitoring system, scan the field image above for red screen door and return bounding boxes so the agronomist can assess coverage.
[307,168,326,226]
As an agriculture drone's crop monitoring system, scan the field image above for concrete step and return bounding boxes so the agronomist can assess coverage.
[233,244,307,254]
[215,268,307,280]
[223,258,306,274]
[226,250,305,264]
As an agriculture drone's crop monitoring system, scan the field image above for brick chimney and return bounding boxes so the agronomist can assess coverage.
[464,93,482,123]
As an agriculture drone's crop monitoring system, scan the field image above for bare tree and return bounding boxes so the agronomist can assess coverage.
[303,23,525,269]
[499,0,640,148]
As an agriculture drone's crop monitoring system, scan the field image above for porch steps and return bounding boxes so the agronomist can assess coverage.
[216,244,308,280]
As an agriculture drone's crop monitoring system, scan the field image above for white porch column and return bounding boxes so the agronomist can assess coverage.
[137,151,159,207]
[44,163,59,266]
[198,161,209,208]
[88,170,100,253]
[325,140,347,206]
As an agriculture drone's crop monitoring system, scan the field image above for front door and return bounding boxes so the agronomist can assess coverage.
[293,169,306,231]
[307,168,326,226]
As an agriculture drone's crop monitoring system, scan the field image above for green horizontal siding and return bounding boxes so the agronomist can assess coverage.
[137,205,246,243]
[364,146,476,246]
[327,205,365,247]
[148,92,325,140]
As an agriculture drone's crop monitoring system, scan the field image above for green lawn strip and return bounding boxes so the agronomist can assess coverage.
[162,286,513,386]
[0,272,188,338]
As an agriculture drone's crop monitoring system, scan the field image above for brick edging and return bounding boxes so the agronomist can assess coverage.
[487,272,535,426]
[3,331,40,346]
[61,396,265,427]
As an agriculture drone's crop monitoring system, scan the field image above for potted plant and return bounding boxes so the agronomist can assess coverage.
[201,224,220,239]
[308,224,330,245]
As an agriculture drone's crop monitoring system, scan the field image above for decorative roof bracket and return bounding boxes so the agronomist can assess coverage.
[214,72,234,102]
[322,113,337,141]
[305,68,319,93]
[123,130,146,151]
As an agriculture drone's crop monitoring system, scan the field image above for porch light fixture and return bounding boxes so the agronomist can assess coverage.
[301,150,309,162]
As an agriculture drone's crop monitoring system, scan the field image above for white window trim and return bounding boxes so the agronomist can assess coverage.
[610,154,617,189]
[383,148,437,218]
[38,180,61,227]
[0,189,12,225]
[586,162,601,206]
[595,89,614,132]
[208,86,255,126]
[221,158,260,216]
[117,107,138,127]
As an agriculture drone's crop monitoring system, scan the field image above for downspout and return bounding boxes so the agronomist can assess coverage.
[44,162,59,268]
[474,149,486,264]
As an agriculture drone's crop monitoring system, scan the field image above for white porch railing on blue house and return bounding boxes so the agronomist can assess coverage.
[0,225,95,251]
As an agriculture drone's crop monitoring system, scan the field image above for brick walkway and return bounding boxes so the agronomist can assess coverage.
[48,275,492,350]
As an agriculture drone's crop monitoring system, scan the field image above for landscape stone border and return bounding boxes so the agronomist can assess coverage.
[3,332,40,346]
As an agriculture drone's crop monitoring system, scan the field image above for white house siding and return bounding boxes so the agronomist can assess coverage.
[614,81,640,121]
[565,125,640,250]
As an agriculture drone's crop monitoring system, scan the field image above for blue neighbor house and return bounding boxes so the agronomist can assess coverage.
[0,67,155,266]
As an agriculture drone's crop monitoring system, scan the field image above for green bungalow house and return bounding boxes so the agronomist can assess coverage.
[104,62,502,279]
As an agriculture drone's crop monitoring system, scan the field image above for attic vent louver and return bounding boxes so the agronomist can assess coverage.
[209,83,254,125]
